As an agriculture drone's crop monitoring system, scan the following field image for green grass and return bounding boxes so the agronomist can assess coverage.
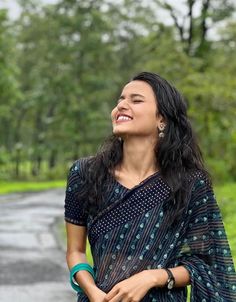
[0,180,66,195]
[215,183,236,260]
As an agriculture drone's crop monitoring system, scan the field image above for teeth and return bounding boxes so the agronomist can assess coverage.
[117,116,132,121]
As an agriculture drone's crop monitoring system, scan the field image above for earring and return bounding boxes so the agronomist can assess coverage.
[158,123,165,138]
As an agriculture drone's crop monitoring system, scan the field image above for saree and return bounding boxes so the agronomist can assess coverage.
[64,158,236,301]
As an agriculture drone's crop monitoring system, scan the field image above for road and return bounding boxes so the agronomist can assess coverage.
[0,189,75,302]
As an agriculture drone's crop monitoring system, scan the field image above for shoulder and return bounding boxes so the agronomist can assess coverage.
[184,169,213,205]
[187,169,212,191]
[186,169,216,211]
[67,156,94,179]
[65,156,94,196]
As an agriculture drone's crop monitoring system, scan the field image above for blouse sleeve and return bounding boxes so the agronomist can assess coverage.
[174,175,236,301]
[64,158,88,226]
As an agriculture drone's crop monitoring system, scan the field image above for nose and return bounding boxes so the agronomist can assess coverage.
[117,98,129,110]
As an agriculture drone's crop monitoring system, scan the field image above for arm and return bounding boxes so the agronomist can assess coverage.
[146,265,190,287]
[104,266,190,302]
[66,222,106,301]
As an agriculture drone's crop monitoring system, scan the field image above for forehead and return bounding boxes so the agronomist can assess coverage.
[122,80,155,97]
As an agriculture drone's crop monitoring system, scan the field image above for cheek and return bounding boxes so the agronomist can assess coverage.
[111,107,117,120]
[140,112,159,128]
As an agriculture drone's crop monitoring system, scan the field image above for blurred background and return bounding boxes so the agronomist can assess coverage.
[0,0,235,270]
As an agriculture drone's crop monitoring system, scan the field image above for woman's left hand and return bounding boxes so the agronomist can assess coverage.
[104,270,155,302]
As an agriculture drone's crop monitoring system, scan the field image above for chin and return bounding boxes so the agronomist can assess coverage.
[113,130,135,140]
[113,130,125,136]
[112,125,139,137]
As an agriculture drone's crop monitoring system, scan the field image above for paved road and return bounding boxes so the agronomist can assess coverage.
[0,189,75,302]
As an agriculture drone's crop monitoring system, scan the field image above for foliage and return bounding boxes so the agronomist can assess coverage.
[215,182,236,259]
[0,9,22,176]
[0,0,235,183]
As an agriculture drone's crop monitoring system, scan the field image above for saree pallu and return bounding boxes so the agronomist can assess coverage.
[77,171,236,302]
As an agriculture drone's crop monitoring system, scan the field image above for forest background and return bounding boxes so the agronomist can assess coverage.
[0,0,236,259]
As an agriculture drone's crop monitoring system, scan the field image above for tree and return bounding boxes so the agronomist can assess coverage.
[0,0,235,181]
[0,9,22,177]
[154,0,235,56]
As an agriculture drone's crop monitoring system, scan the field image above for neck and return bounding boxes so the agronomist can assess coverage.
[119,136,158,178]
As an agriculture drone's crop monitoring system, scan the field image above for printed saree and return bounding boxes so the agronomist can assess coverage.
[64,159,236,301]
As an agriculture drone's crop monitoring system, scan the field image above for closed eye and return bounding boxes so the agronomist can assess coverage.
[133,100,143,103]
[116,98,143,105]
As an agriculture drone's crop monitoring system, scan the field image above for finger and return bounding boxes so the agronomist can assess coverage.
[105,288,119,301]
[109,292,123,302]
[122,296,131,302]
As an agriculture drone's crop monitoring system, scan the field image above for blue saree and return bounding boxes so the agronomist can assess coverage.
[64,158,236,301]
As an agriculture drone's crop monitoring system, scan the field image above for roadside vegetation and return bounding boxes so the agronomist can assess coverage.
[0,180,65,195]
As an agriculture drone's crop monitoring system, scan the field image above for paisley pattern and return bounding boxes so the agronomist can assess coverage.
[64,158,236,301]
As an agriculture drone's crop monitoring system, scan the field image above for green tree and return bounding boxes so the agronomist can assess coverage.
[0,9,22,178]
[0,0,235,182]
[154,0,235,56]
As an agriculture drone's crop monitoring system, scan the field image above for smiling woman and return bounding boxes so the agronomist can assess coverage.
[64,71,236,302]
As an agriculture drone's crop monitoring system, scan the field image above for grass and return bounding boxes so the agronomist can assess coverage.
[0,180,66,195]
[215,183,236,259]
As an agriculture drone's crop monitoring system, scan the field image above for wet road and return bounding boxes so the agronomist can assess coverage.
[0,189,75,302]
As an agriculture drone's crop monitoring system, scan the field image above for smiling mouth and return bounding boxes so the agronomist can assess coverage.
[116,114,133,122]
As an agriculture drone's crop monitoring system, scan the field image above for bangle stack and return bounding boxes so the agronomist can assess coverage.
[70,263,95,293]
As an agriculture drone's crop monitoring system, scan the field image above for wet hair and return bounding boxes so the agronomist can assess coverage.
[79,71,209,224]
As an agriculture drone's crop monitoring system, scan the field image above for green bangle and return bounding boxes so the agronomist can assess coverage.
[70,263,95,293]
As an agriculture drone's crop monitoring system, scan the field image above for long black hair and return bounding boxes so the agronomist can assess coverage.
[79,71,209,224]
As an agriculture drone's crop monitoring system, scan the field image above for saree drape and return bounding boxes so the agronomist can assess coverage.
[64,159,236,301]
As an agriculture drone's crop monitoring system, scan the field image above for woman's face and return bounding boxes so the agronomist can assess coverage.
[111,80,163,138]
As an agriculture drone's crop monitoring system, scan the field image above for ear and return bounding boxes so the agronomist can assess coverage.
[156,114,166,130]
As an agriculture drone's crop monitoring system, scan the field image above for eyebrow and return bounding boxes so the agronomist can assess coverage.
[119,93,145,99]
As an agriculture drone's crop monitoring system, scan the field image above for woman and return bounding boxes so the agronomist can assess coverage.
[64,72,236,301]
